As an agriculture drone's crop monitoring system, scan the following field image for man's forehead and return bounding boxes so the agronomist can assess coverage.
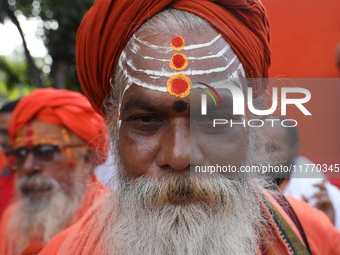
[15,120,68,147]
[118,28,245,99]
[122,84,187,110]
[131,30,225,57]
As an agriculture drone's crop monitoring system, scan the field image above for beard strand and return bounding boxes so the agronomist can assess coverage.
[98,156,269,255]
[7,175,86,255]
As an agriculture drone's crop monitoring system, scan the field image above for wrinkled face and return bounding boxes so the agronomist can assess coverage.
[14,119,89,197]
[117,28,248,181]
[0,112,13,154]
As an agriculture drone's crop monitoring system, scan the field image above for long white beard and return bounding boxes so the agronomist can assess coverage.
[7,175,86,255]
[100,164,268,255]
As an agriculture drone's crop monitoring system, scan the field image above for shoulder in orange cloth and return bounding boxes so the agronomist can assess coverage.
[0,88,108,255]
[286,196,340,255]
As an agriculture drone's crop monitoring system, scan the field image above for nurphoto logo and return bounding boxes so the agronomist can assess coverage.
[199,83,312,128]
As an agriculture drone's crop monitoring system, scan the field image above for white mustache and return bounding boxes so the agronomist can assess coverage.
[116,173,251,211]
[18,175,59,195]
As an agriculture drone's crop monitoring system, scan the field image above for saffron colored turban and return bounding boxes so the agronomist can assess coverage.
[9,88,107,161]
[76,0,271,115]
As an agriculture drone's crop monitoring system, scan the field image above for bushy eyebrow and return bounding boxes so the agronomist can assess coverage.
[122,99,159,112]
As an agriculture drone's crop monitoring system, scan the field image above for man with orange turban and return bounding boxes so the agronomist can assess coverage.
[40,0,340,254]
[0,88,107,255]
[0,100,20,218]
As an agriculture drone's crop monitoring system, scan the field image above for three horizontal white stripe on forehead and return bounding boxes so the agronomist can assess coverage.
[126,33,241,77]
[118,31,245,97]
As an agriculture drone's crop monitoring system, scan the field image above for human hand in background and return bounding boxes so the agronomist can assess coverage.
[303,180,335,224]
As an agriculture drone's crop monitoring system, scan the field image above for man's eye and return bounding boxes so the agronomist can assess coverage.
[39,145,56,153]
[128,115,164,133]
[130,116,161,123]
[16,149,28,157]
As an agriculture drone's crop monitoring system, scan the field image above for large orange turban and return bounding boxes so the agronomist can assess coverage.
[8,88,107,161]
[76,0,270,115]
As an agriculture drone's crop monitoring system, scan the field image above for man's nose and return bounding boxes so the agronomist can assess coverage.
[156,119,190,171]
[20,152,42,176]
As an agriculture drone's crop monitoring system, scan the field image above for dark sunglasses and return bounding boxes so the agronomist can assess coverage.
[0,129,8,136]
[11,144,85,168]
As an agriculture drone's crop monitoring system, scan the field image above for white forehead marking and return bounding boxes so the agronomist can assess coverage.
[129,44,232,62]
[133,34,222,51]
[191,75,244,88]
[124,51,238,76]
[229,63,245,78]
[118,55,244,103]
[117,32,245,109]
[184,34,222,50]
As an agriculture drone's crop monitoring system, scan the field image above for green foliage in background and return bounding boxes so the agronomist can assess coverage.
[0,0,95,93]
[0,56,34,103]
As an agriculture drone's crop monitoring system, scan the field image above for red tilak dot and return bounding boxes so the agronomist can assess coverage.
[172,54,185,68]
[171,79,189,94]
[25,141,33,149]
[67,159,76,168]
[25,123,33,148]
[26,130,33,137]
[172,36,184,48]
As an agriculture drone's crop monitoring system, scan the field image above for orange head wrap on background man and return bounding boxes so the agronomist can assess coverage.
[76,0,271,115]
[8,88,107,163]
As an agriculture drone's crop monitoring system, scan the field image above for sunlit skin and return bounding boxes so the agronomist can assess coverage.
[14,119,93,197]
[117,30,248,204]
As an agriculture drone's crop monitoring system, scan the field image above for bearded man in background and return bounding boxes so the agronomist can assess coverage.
[0,100,20,217]
[0,88,107,255]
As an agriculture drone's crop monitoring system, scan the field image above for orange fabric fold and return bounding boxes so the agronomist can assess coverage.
[286,196,340,255]
[0,174,106,255]
[76,0,271,115]
[259,190,302,254]
[8,88,107,162]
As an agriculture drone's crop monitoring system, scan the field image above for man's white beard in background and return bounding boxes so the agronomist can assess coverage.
[7,175,86,255]
[100,160,268,255]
